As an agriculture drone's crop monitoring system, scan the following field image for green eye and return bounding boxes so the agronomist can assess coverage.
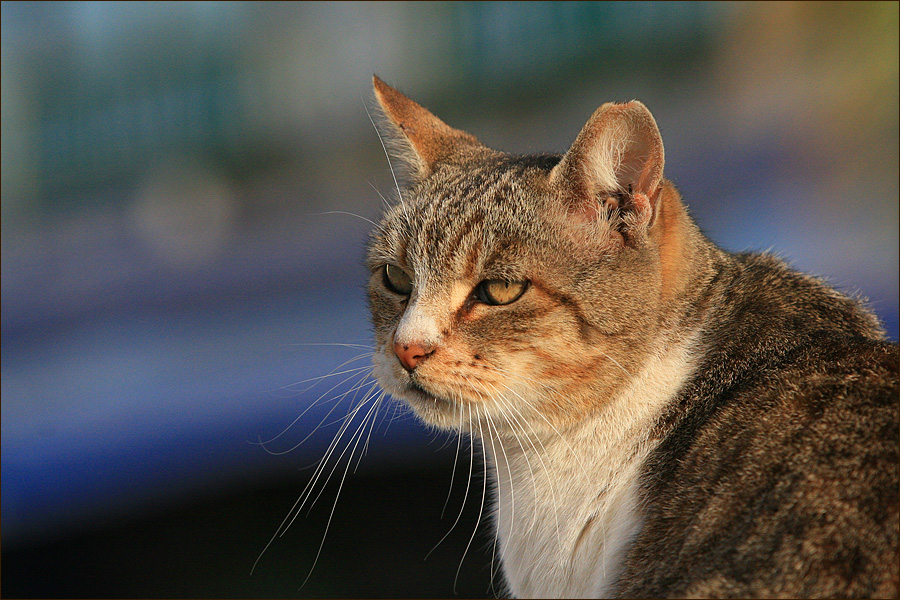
[476,279,528,306]
[383,264,413,295]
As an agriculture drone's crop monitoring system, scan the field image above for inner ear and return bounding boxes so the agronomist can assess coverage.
[549,101,664,233]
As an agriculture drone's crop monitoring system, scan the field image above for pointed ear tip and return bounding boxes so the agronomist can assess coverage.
[611,101,659,134]
[632,100,655,117]
[596,100,653,121]
[372,75,397,101]
[616,100,652,116]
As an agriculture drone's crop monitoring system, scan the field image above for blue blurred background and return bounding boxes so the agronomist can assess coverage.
[2,2,897,597]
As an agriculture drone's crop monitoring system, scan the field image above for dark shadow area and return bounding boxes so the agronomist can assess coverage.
[2,458,498,599]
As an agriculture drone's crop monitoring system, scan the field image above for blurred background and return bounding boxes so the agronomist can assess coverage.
[2,1,897,597]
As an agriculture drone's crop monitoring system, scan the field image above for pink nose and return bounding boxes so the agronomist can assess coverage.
[393,341,434,372]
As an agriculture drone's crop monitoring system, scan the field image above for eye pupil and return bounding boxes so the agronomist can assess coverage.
[383,264,413,295]
[477,279,527,305]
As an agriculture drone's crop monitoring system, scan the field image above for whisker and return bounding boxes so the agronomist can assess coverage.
[304,385,384,512]
[313,210,378,227]
[598,350,631,377]
[367,180,393,211]
[425,404,476,562]
[454,409,489,595]
[512,391,591,480]
[355,391,386,472]
[364,97,402,201]
[283,342,375,350]
[440,417,465,520]
[466,377,517,536]
[472,375,565,546]
[256,368,376,453]
[299,390,385,588]
[290,384,384,517]
[249,387,377,578]
[271,360,374,397]
[479,381,541,534]
[263,384,380,561]
[479,400,508,596]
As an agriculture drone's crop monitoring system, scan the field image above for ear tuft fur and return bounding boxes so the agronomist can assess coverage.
[549,101,665,243]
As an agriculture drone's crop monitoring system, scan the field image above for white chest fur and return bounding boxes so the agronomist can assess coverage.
[484,339,698,598]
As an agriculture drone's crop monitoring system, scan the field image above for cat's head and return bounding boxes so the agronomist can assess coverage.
[367,76,684,435]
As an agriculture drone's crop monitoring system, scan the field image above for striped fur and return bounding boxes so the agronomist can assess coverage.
[366,77,899,598]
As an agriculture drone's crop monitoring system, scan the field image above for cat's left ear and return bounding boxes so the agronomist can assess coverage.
[373,75,486,177]
[549,101,664,241]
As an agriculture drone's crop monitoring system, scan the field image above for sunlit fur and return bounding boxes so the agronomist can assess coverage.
[365,74,725,597]
[361,77,899,599]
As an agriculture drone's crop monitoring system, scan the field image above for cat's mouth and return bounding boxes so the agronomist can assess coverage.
[404,380,454,406]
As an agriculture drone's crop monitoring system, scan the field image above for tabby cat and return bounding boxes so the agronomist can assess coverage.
[365,76,899,598]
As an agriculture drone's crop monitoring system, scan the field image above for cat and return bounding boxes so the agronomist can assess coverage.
[365,75,899,598]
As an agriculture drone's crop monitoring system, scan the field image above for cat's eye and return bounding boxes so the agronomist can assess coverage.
[476,279,528,306]
[383,264,413,296]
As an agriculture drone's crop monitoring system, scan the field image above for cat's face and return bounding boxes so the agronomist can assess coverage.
[367,77,667,435]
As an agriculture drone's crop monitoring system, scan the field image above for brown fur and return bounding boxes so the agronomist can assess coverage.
[365,76,899,598]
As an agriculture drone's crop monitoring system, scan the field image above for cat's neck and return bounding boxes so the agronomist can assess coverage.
[651,182,725,329]
[483,326,702,598]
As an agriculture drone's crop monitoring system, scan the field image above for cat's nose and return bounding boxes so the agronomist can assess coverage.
[394,341,434,372]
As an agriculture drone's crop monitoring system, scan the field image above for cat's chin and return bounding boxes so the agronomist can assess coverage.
[404,380,451,406]
[391,380,469,430]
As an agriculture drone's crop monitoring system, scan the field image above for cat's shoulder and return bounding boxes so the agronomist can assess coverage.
[621,333,898,597]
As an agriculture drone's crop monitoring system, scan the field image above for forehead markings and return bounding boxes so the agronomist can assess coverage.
[390,164,542,330]
[461,235,484,280]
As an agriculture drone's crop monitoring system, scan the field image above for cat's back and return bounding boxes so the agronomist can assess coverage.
[616,252,900,598]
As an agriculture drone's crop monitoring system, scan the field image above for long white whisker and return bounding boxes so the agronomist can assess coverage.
[491,391,560,560]
[271,360,374,397]
[355,390,386,472]
[466,377,517,538]
[479,382,541,534]
[299,390,385,588]
[283,342,374,350]
[364,98,402,201]
[454,408,489,595]
[258,355,374,445]
[274,383,380,547]
[479,399,508,597]
[599,350,631,377]
[425,404,476,561]
[258,369,376,453]
[303,385,384,513]
[441,414,465,520]
[367,180,393,211]
[250,383,377,577]
[291,384,383,517]
[486,381,563,546]
[314,210,378,227]
[489,365,592,479]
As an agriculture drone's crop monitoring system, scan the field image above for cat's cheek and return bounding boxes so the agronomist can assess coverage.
[371,347,406,395]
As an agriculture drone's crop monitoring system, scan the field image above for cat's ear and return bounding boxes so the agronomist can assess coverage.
[373,75,485,177]
[549,101,664,242]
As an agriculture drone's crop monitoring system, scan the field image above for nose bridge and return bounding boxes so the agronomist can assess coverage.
[394,293,446,347]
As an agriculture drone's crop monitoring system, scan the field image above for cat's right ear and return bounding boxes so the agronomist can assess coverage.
[549,101,664,244]
[373,75,485,177]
